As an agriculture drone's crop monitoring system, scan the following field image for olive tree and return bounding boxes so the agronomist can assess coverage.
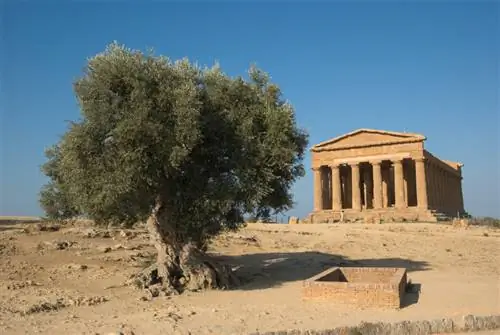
[39,145,81,220]
[41,42,308,294]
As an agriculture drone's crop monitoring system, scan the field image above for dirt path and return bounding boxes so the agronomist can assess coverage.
[0,221,498,334]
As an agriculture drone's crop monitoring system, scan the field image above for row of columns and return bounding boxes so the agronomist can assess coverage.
[426,161,464,214]
[313,158,428,212]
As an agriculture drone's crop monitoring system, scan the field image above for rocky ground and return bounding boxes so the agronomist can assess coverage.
[0,219,498,334]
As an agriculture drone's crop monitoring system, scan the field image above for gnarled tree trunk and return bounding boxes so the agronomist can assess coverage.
[133,199,239,296]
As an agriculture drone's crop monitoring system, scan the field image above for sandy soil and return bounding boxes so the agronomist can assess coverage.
[0,220,498,335]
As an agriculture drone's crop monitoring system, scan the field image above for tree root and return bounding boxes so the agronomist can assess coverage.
[131,244,239,297]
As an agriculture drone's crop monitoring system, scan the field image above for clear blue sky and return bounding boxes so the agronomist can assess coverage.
[1,1,499,219]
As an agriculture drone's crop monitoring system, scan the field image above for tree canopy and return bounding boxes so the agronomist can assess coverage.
[39,145,80,220]
[40,42,308,293]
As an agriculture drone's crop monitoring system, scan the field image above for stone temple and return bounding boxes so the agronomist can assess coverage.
[307,129,465,223]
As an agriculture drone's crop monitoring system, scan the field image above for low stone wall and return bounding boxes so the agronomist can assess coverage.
[302,267,407,309]
[248,314,500,335]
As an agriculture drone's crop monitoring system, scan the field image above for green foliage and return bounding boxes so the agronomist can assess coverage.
[39,145,80,220]
[41,42,308,243]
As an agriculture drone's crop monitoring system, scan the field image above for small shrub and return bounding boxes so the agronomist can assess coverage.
[469,216,500,228]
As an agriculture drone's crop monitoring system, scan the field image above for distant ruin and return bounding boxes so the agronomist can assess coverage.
[307,129,465,223]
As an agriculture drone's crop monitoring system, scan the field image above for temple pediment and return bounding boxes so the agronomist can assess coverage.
[311,129,426,151]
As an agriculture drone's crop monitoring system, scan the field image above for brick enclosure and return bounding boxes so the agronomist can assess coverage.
[302,267,407,309]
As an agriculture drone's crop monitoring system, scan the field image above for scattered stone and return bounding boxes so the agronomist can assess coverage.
[111,325,136,335]
[38,223,61,232]
[99,246,113,253]
[6,280,41,290]
[0,243,19,256]
[19,295,108,315]
[142,283,176,299]
[147,285,161,298]
[233,234,259,243]
[119,230,138,239]
[38,240,76,251]
[83,228,113,238]
[56,240,75,250]
[119,230,129,238]
[67,263,88,271]
[297,231,315,236]
[20,298,67,315]
[83,228,99,238]
[66,295,108,307]
[128,243,151,251]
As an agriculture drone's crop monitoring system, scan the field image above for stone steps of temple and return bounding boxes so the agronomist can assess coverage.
[304,208,459,224]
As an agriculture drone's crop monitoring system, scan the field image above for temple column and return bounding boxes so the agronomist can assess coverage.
[340,170,346,208]
[436,168,443,211]
[313,167,323,211]
[451,174,456,214]
[443,170,449,213]
[345,168,352,208]
[351,163,362,211]
[458,176,464,213]
[403,162,409,205]
[453,175,460,215]
[450,175,456,215]
[426,162,434,207]
[393,159,407,209]
[429,163,435,208]
[372,161,383,209]
[415,157,429,209]
[450,174,458,216]
[363,167,373,208]
[432,162,437,208]
[330,165,342,211]
[440,169,445,211]
[452,174,458,215]
[382,166,389,208]
[443,171,449,214]
[433,165,439,208]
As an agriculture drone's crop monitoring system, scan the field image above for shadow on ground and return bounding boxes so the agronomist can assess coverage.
[213,251,430,292]
[403,282,421,308]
